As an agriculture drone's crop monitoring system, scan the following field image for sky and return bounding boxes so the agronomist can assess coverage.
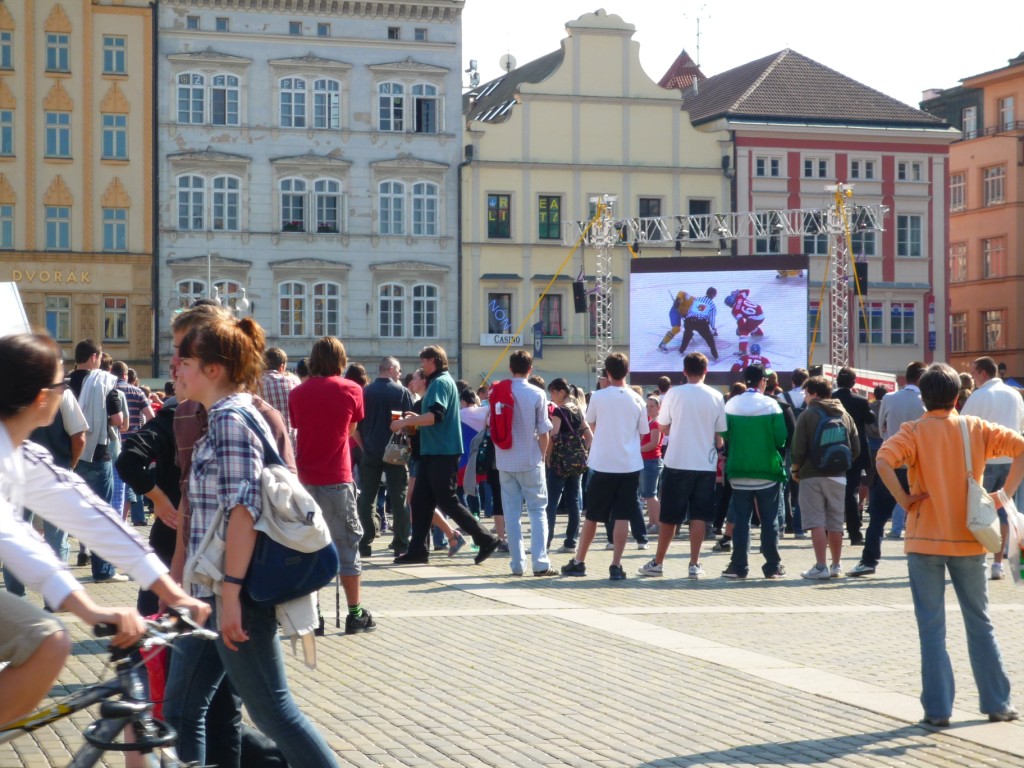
[461,0,1023,109]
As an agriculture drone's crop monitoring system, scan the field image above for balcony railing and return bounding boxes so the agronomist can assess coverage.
[961,121,1024,140]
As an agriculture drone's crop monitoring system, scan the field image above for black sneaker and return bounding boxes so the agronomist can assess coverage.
[609,564,626,581]
[712,538,732,553]
[764,565,787,580]
[474,536,501,565]
[359,545,372,558]
[393,552,429,565]
[560,559,587,577]
[76,552,90,567]
[721,564,747,580]
[345,609,377,635]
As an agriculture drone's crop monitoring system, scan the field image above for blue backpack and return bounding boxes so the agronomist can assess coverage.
[808,406,853,474]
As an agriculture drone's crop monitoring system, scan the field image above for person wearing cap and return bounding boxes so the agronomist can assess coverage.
[719,363,788,580]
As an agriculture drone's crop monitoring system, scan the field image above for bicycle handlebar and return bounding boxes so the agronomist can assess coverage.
[93,607,217,648]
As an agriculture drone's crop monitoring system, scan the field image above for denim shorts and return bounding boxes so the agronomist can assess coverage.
[659,468,716,525]
[640,458,663,499]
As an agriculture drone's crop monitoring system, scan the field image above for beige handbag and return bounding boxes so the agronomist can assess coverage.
[960,417,1002,553]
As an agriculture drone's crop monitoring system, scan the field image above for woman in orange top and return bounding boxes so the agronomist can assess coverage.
[877,363,1024,727]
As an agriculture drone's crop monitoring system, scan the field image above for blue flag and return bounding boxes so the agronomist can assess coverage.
[532,321,544,359]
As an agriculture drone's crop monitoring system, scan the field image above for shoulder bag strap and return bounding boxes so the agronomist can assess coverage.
[225,406,284,467]
[958,415,973,478]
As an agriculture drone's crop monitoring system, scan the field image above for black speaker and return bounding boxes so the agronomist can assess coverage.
[853,262,868,294]
[572,281,588,313]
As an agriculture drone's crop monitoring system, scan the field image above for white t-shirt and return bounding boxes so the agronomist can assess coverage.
[585,386,648,473]
[657,381,726,471]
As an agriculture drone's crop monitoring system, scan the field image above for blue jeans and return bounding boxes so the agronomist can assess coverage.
[727,484,782,577]
[862,468,908,566]
[75,459,116,581]
[907,553,1012,719]
[127,486,147,525]
[499,466,549,574]
[164,597,338,767]
[983,463,1012,524]
[546,469,582,549]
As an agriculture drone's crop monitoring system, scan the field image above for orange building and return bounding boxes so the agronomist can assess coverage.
[923,54,1024,375]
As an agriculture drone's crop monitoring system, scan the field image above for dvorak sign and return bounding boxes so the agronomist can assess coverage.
[11,269,92,284]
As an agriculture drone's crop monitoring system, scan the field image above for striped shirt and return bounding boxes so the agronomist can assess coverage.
[186,393,267,598]
[686,295,717,326]
[117,380,149,433]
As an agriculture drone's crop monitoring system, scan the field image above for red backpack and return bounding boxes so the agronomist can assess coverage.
[488,379,515,450]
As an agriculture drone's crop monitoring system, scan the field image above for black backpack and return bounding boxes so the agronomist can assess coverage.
[808,406,853,474]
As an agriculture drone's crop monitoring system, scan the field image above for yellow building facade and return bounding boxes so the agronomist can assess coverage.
[461,10,728,387]
[0,0,154,371]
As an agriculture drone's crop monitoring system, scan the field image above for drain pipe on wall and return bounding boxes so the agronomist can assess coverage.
[456,144,473,378]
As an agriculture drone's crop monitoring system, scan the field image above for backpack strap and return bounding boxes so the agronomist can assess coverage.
[224,406,284,467]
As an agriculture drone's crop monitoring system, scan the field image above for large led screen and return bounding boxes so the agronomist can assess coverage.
[629,255,810,385]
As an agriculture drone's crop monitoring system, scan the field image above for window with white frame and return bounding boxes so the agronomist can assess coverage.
[176,279,205,308]
[857,301,883,344]
[103,296,128,342]
[278,281,306,336]
[379,283,405,337]
[414,28,427,41]
[412,284,438,337]
[177,73,205,124]
[314,179,341,233]
[983,309,1004,350]
[313,79,341,129]
[755,156,781,177]
[999,97,1015,131]
[45,206,70,249]
[950,242,967,282]
[0,109,11,155]
[378,180,405,235]
[45,296,71,341]
[896,214,922,257]
[280,178,306,232]
[101,114,127,160]
[754,212,781,255]
[46,34,69,72]
[890,302,916,345]
[288,21,302,36]
[215,17,229,32]
[950,312,967,353]
[0,204,11,248]
[177,72,241,125]
[312,281,341,336]
[103,36,126,75]
[983,165,1005,206]
[851,229,876,258]
[177,175,204,230]
[539,294,563,337]
[211,75,239,126]
[212,175,239,231]
[983,237,1006,279]
[45,112,70,157]
[962,106,977,139]
[412,181,438,236]
[378,82,404,131]
[102,208,127,251]
[412,84,439,133]
[897,161,922,181]
[950,172,965,212]
[850,159,875,180]
[803,158,828,178]
[280,78,306,128]
[803,212,828,255]
[0,31,11,70]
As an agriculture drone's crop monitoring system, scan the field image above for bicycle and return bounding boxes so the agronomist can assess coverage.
[0,608,217,767]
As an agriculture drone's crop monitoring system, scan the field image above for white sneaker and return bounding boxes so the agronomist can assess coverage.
[688,563,705,579]
[991,562,1006,581]
[830,563,844,578]
[605,541,615,551]
[637,559,663,577]
[637,541,650,550]
[801,564,830,580]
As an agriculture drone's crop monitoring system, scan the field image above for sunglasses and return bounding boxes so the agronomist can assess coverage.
[43,381,68,394]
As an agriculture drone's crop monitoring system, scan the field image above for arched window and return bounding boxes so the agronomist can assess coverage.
[379,283,404,337]
[314,179,341,233]
[279,281,306,337]
[378,82,404,132]
[177,72,205,124]
[312,281,341,337]
[280,178,306,232]
[212,175,240,231]
[280,77,306,128]
[412,284,438,338]
[412,181,438,236]
[313,78,341,129]
[411,83,438,133]
[378,180,404,235]
[211,74,239,126]
[177,279,205,309]
[177,175,204,230]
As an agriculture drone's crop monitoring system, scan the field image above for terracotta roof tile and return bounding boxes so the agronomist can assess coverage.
[659,49,705,91]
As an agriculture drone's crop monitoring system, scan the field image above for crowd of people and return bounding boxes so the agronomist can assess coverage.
[4,302,1024,744]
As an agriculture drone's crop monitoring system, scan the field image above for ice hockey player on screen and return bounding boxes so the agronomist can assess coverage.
[725,289,765,356]
[731,343,771,374]
[658,291,697,352]
[676,288,719,361]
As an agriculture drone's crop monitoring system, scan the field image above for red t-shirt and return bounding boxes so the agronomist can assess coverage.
[641,418,663,461]
[289,376,364,485]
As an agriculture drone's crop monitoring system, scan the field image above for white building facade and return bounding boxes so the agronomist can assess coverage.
[157,0,464,371]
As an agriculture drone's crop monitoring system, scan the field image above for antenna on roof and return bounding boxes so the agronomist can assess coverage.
[683,4,709,67]
[499,53,517,73]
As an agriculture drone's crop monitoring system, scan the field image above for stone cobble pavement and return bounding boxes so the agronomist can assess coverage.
[2,530,1023,767]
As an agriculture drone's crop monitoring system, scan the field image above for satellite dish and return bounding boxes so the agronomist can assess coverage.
[499,53,517,72]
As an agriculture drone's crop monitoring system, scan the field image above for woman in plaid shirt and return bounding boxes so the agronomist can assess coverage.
[164,316,338,768]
